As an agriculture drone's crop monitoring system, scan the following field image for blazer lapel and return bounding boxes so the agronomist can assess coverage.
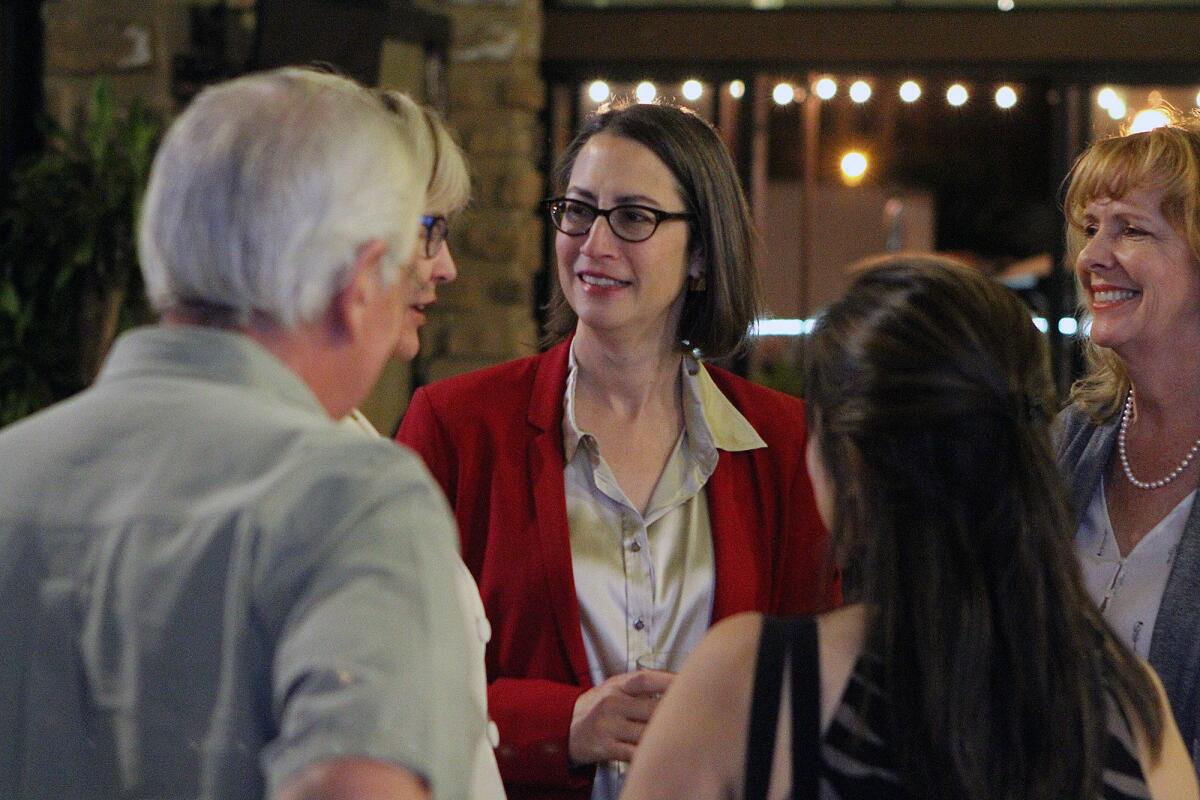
[707,451,759,621]
[1064,416,1118,529]
[527,340,592,687]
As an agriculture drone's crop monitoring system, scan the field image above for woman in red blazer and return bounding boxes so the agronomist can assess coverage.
[398,101,838,800]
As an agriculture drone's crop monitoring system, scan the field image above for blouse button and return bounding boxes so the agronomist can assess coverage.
[630,541,641,552]
[487,720,500,748]
[633,619,645,631]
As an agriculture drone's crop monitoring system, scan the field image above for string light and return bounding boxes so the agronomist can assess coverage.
[1130,108,1170,133]
[899,81,922,103]
[588,81,610,104]
[995,85,1017,109]
[947,83,969,107]
[814,77,838,100]
[729,80,746,99]
[773,83,795,105]
[635,81,657,104]
[682,80,704,101]
[1096,87,1119,110]
[840,151,868,185]
[849,80,872,103]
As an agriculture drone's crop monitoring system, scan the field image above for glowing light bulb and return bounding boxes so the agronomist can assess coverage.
[947,83,969,107]
[840,151,868,184]
[772,83,795,105]
[1130,108,1170,133]
[1097,87,1119,110]
[997,0,1015,11]
[814,77,837,100]
[635,81,657,104]
[899,80,922,103]
[587,81,610,104]
[1107,98,1127,121]
[682,80,703,101]
[729,80,746,99]
[849,80,872,103]
[995,85,1017,109]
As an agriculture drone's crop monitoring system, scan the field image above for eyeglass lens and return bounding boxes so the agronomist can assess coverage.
[548,199,660,243]
[422,216,448,258]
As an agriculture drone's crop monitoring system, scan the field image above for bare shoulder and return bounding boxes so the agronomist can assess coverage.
[695,612,766,674]
[815,604,867,731]
[672,612,765,722]
[1135,662,1200,800]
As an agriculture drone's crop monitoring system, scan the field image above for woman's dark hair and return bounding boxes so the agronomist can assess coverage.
[542,99,761,359]
[805,254,1163,800]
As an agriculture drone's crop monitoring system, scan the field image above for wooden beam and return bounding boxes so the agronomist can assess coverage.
[544,8,1200,81]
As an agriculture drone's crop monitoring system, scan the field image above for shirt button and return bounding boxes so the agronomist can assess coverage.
[487,720,500,748]
[633,619,645,631]
[476,616,492,644]
[630,541,641,552]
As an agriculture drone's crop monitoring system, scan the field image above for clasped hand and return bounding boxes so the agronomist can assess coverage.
[568,669,674,765]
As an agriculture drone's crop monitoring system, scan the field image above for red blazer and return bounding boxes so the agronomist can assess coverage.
[397,340,838,800]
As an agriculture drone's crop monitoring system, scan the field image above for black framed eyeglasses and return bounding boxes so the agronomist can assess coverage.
[543,197,693,243]
[420,215,448,258]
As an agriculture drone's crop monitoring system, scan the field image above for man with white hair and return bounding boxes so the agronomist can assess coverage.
[0,68,480,800]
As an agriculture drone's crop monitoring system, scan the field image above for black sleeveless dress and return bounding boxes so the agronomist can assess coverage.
[744,616,1151,800]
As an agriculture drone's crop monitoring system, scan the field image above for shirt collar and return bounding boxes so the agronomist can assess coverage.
[561,340,766,464]
[98,324,328,418]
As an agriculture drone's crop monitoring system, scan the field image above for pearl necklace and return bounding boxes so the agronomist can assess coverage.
[1118,390,1200,490]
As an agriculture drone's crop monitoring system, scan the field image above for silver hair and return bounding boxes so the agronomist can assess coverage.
[138,68,430,328]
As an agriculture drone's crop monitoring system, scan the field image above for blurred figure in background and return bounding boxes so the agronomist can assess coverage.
[624,256,1196,800]
[398,100,837,800]
[1058,115,1200,769]
[0,68,483,800]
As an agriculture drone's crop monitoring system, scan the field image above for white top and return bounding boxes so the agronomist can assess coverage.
[561,343,766,800]
[343,410,507,800]
[1075,476,1194,659]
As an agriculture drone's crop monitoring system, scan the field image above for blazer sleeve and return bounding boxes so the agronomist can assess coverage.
[396,388,457,500]
[773,447,842,614]
[489,678,593,790]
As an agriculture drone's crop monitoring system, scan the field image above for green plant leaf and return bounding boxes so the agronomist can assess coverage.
[0,77,163,423]
[0,282,19,318]
[87,79,116,165]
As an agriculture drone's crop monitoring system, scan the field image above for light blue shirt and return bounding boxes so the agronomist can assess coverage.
[0,325,482,799]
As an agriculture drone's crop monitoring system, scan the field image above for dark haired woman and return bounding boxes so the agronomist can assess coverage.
[397,100,838,800]
[623,256,1196,800]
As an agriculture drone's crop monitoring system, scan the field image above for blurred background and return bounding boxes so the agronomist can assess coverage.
[3,0,1199,432]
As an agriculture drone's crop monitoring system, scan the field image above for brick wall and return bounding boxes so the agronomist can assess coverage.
[423,0,545,383]
[41,0,226,126]
[39,0,545,428]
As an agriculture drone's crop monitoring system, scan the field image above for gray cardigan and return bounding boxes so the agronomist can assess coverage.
[1057,404,1200,764]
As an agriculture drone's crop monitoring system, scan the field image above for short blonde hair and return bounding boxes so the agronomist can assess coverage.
[376,90,470,216]
[1063,112,1200,421]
